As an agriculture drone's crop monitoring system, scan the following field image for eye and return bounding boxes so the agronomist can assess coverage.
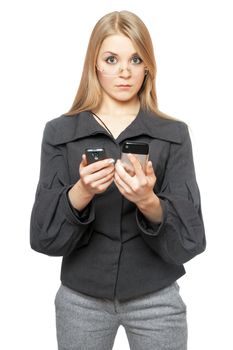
[131,56,143,64]
[105,56,117,64]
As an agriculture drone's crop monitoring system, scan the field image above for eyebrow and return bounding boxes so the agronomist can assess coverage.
[102,51,139,56]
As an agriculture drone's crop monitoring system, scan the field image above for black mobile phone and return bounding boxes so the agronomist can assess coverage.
[85,148,107,164]
[121,141,149,171]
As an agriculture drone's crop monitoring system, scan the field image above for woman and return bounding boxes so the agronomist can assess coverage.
[30,10,206,350]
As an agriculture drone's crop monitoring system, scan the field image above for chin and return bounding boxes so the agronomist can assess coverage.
[113,96,136,103]
[112,92,137,101]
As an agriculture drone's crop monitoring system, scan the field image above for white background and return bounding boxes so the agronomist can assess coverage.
[0,0,232,349]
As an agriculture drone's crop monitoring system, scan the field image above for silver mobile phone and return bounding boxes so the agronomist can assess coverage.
[85,148,107,164]
[120,141,149,171]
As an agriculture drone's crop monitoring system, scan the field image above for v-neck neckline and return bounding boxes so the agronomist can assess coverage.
[49,109,183,146]
[88,107,142,141]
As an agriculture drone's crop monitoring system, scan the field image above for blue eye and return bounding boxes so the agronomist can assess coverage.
[131,56,142,64]
[105,56,117,64]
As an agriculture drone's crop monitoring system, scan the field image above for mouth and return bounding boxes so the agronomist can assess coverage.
[116,84,132,87]
[115,84,132,89]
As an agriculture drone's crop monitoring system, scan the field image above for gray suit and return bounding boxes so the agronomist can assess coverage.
[30,107,206,301]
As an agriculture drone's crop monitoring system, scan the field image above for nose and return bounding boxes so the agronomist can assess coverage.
[119,65,131,77]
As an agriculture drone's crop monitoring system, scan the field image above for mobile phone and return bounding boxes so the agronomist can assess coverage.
[85,148,107,164]
[120,141,149,171]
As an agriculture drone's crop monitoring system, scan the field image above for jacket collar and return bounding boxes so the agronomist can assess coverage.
[50,108,182,145]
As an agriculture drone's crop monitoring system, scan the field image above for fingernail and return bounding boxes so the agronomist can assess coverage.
[107,158,115,164]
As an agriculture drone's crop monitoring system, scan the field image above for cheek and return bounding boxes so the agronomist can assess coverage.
[97,73,112,90]
[136,73,147,89]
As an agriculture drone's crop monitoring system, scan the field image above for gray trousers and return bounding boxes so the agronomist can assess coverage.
[55,282,187,350]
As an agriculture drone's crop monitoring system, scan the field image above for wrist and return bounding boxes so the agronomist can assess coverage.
[76,180,94,199]
[136,192,159,211]
[136,193,163,224]
[68,180,94,211]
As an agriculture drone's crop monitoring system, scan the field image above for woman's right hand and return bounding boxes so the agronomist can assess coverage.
[68,154,115,212]
[79,154,115,196]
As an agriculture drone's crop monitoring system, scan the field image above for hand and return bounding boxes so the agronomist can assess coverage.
[79,154,115,196]
[114,154,156,207]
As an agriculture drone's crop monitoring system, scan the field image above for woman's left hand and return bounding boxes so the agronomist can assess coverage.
[114,154,156,207]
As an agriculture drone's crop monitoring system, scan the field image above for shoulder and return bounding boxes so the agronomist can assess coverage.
[42,112,85,145]
[142,109,189,144]
[152,110,188,131]
[46,114,78,131]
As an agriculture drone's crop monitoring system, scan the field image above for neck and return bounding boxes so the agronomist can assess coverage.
[94,96,140,117]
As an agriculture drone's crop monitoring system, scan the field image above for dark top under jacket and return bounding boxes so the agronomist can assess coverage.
[30,107,206,301]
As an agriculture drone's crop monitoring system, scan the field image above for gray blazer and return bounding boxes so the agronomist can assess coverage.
[30,108,206,301]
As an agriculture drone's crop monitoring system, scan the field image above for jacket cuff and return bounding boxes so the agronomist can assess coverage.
[63,185,95,225]
[136,198,167,236]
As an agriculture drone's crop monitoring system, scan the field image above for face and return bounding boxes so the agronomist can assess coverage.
[96,34,147,103]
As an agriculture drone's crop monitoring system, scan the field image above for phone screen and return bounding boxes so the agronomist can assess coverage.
[85,148,106,164]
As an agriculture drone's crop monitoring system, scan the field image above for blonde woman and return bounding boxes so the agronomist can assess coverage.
[30,10,206,350]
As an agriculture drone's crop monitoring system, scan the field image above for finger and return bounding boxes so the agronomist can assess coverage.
[145,160,153,175]
[91,172,115,190]
[89,177,114,194]
[121,162,135,176]
[81,154,88,167]
[145,161,156,179]
[114,171,132,194]
[81,157,115,176]
[98,177,115,191]
[127,154,145,180]
[89,158,115,173]
[83,166,115,184]
[115,159,132,185]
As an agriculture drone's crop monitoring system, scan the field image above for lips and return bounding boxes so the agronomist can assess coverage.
[116,84,132,87]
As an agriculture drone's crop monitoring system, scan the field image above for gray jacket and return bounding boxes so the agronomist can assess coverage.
[30,108,206,301]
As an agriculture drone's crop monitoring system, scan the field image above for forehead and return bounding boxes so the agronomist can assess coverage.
[99,34,137,55]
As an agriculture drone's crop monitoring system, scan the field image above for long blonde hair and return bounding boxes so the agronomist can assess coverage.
[65,11,168,118]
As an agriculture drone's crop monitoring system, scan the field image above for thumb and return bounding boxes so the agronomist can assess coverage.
[145,160,154,177]
[80,154,88,168]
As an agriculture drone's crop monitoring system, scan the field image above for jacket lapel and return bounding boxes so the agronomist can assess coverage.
[49,108,182,145]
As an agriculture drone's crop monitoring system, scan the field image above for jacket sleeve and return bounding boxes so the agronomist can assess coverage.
[136,122,206,265]
[30,121,95,257]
